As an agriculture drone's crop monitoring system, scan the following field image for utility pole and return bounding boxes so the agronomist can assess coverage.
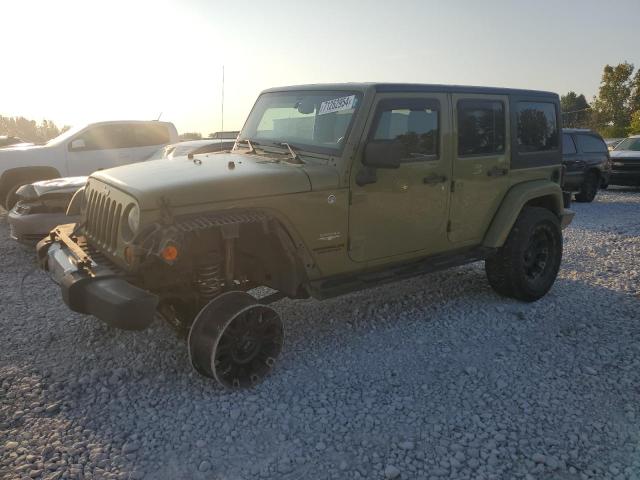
[221,65,225,132]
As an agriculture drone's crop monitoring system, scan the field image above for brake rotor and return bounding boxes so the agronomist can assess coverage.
[188,291,284,388]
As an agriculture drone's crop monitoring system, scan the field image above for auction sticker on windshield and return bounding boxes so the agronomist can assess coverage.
[319,95,356,115]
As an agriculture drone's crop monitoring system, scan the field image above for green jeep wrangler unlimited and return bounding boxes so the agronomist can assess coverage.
[38,83,574,389]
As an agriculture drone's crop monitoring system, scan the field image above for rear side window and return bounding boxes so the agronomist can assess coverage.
[563,134,577,154]
[576,134,607,153]
[372,98,440,158]
[457,100,505,156]
[516,102,558,152]
[132,124,170,147]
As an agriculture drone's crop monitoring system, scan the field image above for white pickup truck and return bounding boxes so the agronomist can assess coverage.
[0,120,178,210]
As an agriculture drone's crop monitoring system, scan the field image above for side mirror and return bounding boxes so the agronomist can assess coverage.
[69,138,86,151]
[363,141,405,169]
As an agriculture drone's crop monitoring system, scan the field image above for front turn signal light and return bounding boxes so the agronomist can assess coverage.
[161,244,179,262]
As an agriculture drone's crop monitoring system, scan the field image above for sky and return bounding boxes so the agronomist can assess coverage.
[2,0,639,135]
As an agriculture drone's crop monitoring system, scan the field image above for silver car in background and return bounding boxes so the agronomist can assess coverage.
[6,137,238,242]
[7,177,87,242]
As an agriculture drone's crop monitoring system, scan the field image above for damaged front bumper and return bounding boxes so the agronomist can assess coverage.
[8,201,79,243]
[36,224,158,330]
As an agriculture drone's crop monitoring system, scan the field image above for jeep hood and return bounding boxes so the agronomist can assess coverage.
[91,153,312,209]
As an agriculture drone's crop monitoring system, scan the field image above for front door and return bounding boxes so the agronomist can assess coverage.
[66,124,133,176]
[448,94,511,244]
[348,93,452,262]
[562,133,583,189]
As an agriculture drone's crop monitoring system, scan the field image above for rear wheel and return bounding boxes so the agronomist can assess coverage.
[574,171,599,203]
[485,207,562,302]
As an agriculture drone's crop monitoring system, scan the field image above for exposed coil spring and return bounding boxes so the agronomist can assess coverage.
[194,261,224,302]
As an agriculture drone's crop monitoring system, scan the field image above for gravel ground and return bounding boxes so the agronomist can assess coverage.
[1,188,639,480]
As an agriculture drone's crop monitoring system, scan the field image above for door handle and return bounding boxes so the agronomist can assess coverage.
[487,167,508,177]
[423,174,447,185]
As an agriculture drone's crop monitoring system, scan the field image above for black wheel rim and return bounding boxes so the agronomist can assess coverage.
[523,227,552,281]
[213,305,283,389]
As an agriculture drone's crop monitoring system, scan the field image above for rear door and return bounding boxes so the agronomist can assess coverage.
[574,133,609,177]
[348,93,452,262]
[449,94,510,244]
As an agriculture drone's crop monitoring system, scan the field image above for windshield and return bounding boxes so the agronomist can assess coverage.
[239,90,361,155]
[614,137,640,151]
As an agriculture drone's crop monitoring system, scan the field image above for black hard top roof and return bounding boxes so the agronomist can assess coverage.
[262,82,557,98]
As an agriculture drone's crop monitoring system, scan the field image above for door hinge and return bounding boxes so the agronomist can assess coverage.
[348,190,353,205]
[450,180,456,193]
[446,220,452,233]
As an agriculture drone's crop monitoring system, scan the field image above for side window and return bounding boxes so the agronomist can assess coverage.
[371,98,439,159]
[74,125,132,151]
[563,134,577,154]
[576,134,607,154]
[132,124,170,147]
[457,100,505,156]
[516,102,558,152]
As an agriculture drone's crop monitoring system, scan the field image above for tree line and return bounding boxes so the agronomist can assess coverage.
[562,62,640,137]
[0,116,70,144]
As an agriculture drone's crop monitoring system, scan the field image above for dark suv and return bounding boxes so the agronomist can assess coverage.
[609,135,640,186]
[562,129,611,202]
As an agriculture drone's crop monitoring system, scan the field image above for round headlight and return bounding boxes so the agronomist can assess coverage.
[127,204,140,233]
[121,203,140,241]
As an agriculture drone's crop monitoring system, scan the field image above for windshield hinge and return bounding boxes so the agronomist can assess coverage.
[279,142,303,164]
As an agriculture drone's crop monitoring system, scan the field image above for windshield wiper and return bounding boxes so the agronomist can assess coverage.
[278,142,304,164]
[235,138,305,164]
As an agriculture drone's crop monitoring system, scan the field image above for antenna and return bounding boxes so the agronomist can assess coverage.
[221,65,225,132]
[156,112,163,121]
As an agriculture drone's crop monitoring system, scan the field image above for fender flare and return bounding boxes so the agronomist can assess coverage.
[482,180,563,248]
[164,207,315,297]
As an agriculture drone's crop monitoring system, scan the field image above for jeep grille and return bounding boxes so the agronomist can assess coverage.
[84,188,123,252]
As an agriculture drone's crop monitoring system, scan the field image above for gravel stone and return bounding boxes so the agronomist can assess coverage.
[384,464,400,479]
[121,442,139,454]
[399,441,415,450]
[1,189,640,479]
